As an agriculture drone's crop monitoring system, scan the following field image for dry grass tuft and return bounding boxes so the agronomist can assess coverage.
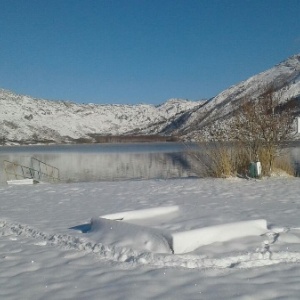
[187,143,296,179]
[273,154,295,176]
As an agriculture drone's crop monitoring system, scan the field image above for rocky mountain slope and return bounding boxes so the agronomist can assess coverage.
[1,54,300,145]
[0,90,201,144]
[163,54,300,140]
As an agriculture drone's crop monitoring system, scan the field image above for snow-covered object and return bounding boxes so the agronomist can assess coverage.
[101,206,179,222]
[172,219,268,254]
[6,179,39,185]
[89,217,172,254]
[100,208,268,254]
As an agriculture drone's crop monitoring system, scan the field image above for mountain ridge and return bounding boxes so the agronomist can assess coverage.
[1,54,300,145]
[160,54,300,140]
[0,89,202,145]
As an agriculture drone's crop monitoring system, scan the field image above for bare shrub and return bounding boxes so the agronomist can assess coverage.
[231,145,251,176]
[231,87,295,175]
[187,142,248,178]
[190,86,296,178]
[205,143,233,178]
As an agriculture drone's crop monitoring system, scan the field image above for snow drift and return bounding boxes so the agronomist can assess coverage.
[89,217,172,254]
[97,207,269,255]
[101,206,179,223]
[172,219,268,254]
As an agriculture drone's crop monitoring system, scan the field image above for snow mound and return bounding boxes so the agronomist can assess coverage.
[172,219,268,254]
[99,208,268,254]
[101,206,179,223]
[89,218,172,254]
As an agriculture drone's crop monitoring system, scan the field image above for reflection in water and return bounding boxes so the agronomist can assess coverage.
[1,142,299,184]
[0,144,195,184]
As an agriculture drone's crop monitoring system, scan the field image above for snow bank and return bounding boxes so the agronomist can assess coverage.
[101,206,179,222]
[89,217,172,254]
[172,219,268,254]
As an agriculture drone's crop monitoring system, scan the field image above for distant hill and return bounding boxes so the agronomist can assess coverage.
[1,54,300,145]
[0,90,201,145]
[160,54,300,140]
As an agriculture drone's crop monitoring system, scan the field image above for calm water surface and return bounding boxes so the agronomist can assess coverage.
[0,143,195,184]
[1,142,299,184]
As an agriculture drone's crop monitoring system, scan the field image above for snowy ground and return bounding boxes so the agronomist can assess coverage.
[1,177,300,299]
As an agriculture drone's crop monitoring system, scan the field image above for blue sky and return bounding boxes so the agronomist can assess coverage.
[0,0,299,105]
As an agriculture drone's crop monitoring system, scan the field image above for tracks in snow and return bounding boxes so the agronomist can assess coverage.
[1,219,300,270]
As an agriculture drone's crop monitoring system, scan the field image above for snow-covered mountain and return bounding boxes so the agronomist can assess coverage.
[164,54,300,140]
[0,90,201,144]
[1,54,300,145]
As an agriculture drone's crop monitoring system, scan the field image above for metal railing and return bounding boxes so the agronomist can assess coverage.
[4,160,35,181]
[4,157,60,183]
[30,157,60,182]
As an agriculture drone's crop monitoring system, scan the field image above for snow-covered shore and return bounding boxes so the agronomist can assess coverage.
[1,177,300,299]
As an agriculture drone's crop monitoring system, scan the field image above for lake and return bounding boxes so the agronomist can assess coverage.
[0,142,299,184]
[0,143,196,184]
